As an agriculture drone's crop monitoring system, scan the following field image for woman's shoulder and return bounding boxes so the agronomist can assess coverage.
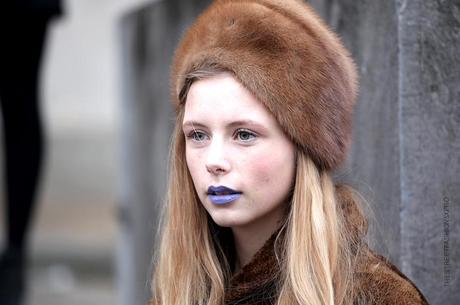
[354,246,429,305]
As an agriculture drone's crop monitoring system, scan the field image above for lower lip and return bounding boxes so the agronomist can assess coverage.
[208,193,241,205]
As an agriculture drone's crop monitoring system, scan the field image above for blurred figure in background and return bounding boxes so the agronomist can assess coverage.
[0,1,62,304]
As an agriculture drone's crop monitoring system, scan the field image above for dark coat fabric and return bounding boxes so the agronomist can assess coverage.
[1,0,62,17]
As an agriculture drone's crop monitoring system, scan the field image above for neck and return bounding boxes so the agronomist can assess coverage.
[231,206,287,272]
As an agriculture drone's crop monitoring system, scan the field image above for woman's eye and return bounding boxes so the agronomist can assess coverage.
[187,131,208,142]
[236,129,256,142]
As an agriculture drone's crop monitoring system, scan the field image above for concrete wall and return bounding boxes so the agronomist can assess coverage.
[118,1,460,304]
[395,1,459,303]
[309,1,460,303]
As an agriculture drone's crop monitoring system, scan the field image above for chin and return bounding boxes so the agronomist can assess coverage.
[208,210,250,228]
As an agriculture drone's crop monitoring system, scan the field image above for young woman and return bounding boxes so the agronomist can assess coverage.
[150,1,429,304]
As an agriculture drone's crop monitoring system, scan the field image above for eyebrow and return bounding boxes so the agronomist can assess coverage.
[182,119,267,131]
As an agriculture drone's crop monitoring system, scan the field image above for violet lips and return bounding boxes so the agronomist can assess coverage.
[207,185,242,205]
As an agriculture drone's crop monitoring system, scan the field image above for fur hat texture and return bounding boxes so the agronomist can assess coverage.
[171,0,358,170]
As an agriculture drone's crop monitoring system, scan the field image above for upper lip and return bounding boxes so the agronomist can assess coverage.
[207,185,242,195]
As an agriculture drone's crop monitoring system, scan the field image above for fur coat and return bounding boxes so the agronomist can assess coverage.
[149,184,429,305]
[224,184,430,305]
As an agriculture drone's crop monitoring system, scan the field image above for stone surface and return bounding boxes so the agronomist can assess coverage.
[396,0,460,303]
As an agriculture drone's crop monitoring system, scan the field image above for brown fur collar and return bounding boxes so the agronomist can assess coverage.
[224,184,430,305]
[225,228,282,304]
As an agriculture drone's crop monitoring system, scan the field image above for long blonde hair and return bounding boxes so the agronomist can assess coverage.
[151,68,367,305]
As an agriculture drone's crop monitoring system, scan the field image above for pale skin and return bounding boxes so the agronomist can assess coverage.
[183,73,296,271]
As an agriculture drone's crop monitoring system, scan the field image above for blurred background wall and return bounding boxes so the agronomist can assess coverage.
[0,0,150,304]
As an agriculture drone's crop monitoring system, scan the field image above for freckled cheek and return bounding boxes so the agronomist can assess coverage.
[244,153,275,191]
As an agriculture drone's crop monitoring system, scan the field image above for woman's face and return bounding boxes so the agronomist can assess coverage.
[183,73,296,229]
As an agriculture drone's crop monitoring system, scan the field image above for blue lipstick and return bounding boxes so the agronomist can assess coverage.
[207,185,242,205]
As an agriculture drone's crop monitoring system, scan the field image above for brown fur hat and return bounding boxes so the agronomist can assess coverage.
[171,0,358,170]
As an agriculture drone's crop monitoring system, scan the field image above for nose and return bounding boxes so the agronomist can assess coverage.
[205,139,230,175]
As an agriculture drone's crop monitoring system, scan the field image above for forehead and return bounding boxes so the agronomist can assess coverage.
[183,73,274,125]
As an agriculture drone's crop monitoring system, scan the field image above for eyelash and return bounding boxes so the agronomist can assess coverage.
[186,129,257,143]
